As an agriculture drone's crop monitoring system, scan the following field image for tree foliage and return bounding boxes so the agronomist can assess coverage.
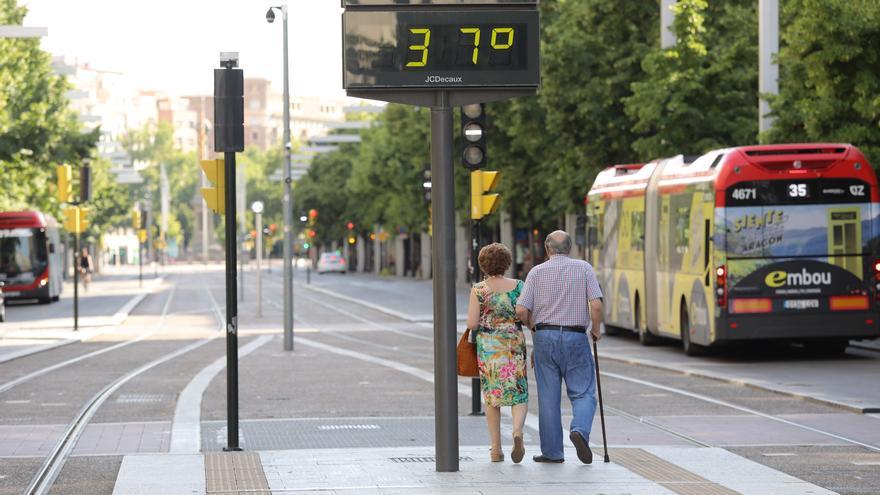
[0,0,98,216]
[767,0,880,165]
[625,0,758,158]
[540,0,657,206]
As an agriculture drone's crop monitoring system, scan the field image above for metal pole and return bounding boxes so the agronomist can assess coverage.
[73,232,79,332]
[223,150,241,451]
[256,211,263,318]
[280,6,295,351]
[469,219,483,416]
[138,239,143,287]
[759,0,779,134]
[660,0,676,48]
[431,91,459,473]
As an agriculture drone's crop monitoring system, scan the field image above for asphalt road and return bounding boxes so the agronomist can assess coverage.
[0,264,878,495]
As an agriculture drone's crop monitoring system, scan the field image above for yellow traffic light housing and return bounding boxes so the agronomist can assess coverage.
[132,210,142,229]
[57,164,72,203]
[63,206,89,233]
[138,229,148,243]
[200,158,225,214]
[470,170,501,220]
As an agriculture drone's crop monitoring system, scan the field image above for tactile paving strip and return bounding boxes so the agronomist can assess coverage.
[205,451,270,495]
[610,448,740,495]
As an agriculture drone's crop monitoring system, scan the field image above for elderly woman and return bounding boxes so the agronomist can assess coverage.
[466,243,529,463]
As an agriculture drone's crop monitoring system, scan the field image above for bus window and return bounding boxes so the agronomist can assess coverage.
[630,211,645,251]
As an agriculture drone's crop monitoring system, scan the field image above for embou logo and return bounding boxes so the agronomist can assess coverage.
[765,269,832,288]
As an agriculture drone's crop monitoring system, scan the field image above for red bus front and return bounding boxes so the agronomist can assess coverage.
[0,212,54,301]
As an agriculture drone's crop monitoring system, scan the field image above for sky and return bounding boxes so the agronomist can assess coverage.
[23,0,345,98]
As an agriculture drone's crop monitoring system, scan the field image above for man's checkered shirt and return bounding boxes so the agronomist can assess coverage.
[517,255,603,331]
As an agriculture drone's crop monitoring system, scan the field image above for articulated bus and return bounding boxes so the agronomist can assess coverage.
[0,212,63,304]
[587,144,880,355]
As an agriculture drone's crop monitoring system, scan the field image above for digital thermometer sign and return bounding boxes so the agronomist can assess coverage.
[343,9,540,89]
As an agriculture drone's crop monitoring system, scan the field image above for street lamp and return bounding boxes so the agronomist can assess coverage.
[252,201,264,318]
[266,4,294,351]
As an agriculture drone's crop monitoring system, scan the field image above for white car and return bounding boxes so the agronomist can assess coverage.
[317,253,347,274]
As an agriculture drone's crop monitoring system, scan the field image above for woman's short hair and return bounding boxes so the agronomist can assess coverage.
[478,243,512,277]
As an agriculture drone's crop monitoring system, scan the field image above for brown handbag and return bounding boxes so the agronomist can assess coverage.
[456,328,479,377]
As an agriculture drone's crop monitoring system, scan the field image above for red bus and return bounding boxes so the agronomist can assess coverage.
[587,144,880,355]
[0,212,64,303]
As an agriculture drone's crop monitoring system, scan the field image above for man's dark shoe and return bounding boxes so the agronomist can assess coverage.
[570,431,593,464]
[532,455,564,463]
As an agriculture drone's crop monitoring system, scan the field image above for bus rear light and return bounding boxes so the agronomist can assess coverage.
[731,298,773,314]
[730,322,738,329]
[830,295,869,311]
[866,319,874,325]
[715,265,727,308]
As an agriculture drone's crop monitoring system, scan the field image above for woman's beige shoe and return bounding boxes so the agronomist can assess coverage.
[490,447,505,462]
[511,432,525,463]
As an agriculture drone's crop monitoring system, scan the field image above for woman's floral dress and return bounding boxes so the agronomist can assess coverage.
[474,280,528,407]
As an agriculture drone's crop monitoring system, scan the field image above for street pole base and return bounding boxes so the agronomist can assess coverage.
[223,446,243,452]
[604,454,611,463]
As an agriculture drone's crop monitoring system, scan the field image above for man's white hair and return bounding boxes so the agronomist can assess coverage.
[545,230,572,255]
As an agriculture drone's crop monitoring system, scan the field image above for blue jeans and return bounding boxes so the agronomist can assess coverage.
[533,329,597,460]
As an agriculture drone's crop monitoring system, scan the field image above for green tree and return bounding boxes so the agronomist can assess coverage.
[767,0,880,165]
[540,0,657,207]
[625,0,758,158]
[0,0,97,215]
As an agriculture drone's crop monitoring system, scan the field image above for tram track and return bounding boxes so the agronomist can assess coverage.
[18,278,226,495]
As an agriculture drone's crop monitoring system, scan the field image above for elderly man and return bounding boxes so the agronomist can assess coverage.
[516,230,602,464]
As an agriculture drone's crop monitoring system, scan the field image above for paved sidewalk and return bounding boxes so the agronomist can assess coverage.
[295,269,880,413]
[111,445,837,495]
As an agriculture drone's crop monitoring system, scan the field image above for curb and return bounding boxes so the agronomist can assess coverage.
[598,350,878,414]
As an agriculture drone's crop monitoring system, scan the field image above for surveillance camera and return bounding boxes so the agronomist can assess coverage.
[266,8,275,23]
[285,142,292,150]
[219,52,239,68]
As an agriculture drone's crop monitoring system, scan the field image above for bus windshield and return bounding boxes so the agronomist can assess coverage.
[0,228,49,283]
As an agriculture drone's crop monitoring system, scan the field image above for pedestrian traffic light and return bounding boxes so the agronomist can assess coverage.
[57,164,72,203]
[138,229,147,243]
[470,170,501,220]
[461,104,486,169]
[200,158,225,215]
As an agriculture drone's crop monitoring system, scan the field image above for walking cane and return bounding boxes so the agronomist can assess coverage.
[592,335,610,463]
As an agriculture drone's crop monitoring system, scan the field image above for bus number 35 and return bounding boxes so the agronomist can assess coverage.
[731,188,756,201]
[406,27,515,68]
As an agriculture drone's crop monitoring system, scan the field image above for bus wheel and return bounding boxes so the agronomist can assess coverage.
[680,302,704,357]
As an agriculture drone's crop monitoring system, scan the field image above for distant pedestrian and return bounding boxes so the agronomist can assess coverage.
[465,243,529,463]
[516,230,603,464]
[79,248,93,290]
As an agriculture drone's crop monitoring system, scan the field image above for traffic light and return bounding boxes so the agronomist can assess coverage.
[422,165,432,204]
[346,221,355,231]
[348,236,357,245]
[200,158,225,215]
[57,164,72,203]
[63,206,89,233]
[470,170,501,220]
[461,104,486,169]
[79,165,92,202]
[138,229,148,243]
[132,210,142,230]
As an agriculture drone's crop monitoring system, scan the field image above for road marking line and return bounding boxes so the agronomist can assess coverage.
[169,334,274,453]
